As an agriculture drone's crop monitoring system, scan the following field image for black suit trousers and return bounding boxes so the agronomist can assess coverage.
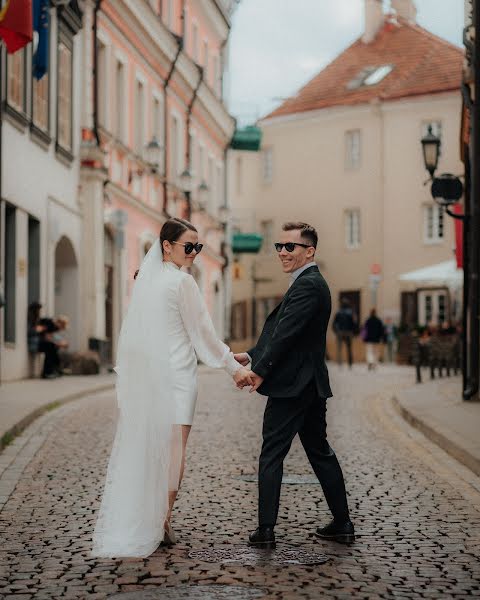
[258,380,350,527]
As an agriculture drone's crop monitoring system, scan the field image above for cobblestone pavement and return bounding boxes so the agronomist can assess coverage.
[0,365,480,599]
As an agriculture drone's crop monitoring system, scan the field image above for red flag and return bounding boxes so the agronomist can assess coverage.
[454,204,463,268]
[0,0,33,54]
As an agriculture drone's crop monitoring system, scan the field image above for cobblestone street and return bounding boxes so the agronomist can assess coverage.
[0,365,480,599]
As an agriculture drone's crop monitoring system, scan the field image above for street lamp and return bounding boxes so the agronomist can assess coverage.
[145,136,163,174]
[198,180,209,211]
[420,129,471,401]
[179,168,193,219]
[421,125,441,179]
[420,129,464,220]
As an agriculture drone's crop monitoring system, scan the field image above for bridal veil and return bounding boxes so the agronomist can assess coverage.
[92,239,182,558]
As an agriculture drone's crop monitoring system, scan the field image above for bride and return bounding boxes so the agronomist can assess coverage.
[92,217,252,558]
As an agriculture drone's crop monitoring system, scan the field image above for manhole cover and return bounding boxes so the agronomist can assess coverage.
[108,586,265,599]
[188,545,329,566]
[235,474,318,485]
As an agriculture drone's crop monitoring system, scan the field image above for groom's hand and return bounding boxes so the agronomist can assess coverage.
[234,352,250,367]
[249,372,264,393]
[233,367,254,389]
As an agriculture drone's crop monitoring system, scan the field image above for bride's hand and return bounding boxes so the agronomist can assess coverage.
[233,367,254,389]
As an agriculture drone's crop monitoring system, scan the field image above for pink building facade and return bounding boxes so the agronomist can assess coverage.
[80,0,237,362]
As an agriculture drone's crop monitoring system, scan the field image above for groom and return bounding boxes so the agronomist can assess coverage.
[235,222,354,548]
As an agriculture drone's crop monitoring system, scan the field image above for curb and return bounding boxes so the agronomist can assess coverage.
[392,395,480,478]
[0,382,115,453]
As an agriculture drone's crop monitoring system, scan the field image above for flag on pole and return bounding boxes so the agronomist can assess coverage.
[0,0,33,54]
[32,0,49,79]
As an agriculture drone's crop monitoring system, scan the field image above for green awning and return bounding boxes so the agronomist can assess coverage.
[230,126,262,151]
[232,233,263,254]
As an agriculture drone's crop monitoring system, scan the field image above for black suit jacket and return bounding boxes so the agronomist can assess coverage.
[248,265,332,399]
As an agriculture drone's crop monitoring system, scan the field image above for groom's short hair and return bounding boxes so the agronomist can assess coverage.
[282,222,318,249]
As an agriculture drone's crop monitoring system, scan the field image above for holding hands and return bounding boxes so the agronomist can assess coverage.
[232,354,264,393]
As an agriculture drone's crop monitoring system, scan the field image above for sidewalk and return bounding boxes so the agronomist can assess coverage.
[0,373,115,450]
[393,375,480,477]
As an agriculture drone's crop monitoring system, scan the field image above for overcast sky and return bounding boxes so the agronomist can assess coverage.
[227,0,465,125]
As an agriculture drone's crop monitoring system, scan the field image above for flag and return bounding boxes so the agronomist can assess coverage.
[0,0,33,54]
[32,0,49,79]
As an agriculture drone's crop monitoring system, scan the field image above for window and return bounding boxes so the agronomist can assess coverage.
[208,156,214,211]
[217,165,223,207]
[4,205,16,343]
[261,220,274,255]
[97,40,107,128]
[419,290,447,325]
[135,80,145,155]
[115,60,126,142]
[170,115,179,178]
[262,148,273,184]
[166,0,174,28]
[347,64,393,90]
[424,204,444,243]
[203,40,209,78]
[57,39,73,152]
[7,48,26,113]
[192,22,199,61]
[364,64,393,86]
[345,130,361,170]
[213,55,220,95]
[198,145,205,182]
[153,96,163,141]
[32,72,49,132]
[345,209,361,249]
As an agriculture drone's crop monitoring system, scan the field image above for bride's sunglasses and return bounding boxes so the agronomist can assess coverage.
[172,241,203,255]
[274,242,311,253]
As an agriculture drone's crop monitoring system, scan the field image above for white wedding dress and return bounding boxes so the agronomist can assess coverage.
[91,240,240,558]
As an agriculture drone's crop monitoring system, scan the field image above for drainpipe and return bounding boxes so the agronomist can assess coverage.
[93,0,103,146]
[184,66,203,219]
[162,36,182,216]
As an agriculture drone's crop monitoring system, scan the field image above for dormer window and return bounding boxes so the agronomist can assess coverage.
[364,64,393,85]
[347,64,394,90]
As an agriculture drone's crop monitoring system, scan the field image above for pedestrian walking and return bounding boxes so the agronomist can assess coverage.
[92,218,253,558]
[333,298,357,368]
[384,317,397,363]
[234,221,354,548]
[362,309,385,370]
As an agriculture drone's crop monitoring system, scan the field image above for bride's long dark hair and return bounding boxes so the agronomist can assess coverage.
[160,218,197,249]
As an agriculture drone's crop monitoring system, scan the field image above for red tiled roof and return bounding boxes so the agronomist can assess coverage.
[265,17,463,120]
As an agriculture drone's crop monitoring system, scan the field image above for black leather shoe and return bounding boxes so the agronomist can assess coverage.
[248,527,276,549]
[315,519,355,544]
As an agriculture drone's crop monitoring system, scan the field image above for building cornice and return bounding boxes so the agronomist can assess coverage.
[260,90,460,129]
[105,181,165,224]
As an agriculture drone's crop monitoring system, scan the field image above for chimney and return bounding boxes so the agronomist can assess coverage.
[391,0,417,23]
[363,0,384,44]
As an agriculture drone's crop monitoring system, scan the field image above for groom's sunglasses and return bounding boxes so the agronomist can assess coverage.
[274,242,311,253]
[172,241,203,255]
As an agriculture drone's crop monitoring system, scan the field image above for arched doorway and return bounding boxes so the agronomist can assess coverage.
[54,236,79,350]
